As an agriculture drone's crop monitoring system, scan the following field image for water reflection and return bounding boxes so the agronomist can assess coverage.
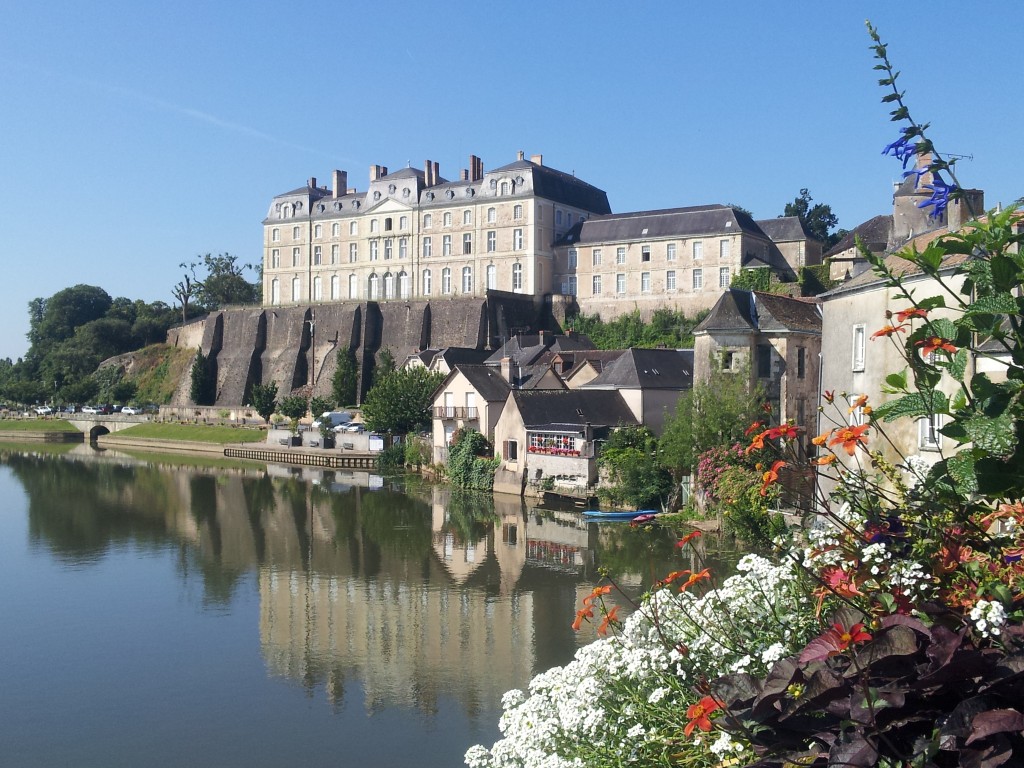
[3,446,739,728]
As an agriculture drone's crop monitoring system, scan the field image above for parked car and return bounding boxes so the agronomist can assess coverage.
[121,406,143,415]
[337,422,365,433]
[312,411,353,430]
[34,405,53,415]
[82,405,101,414]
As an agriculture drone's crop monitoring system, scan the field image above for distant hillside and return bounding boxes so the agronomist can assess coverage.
[98,344,195,405]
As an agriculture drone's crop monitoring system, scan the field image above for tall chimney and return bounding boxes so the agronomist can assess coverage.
[424,160,433,187]
[517,150,525,161]
[530,154,543,166]
[500,356,513,386]
[370,165,380,181]
[308,176,317,188]
[432,161,439,184]
[332,170,347,199]
[460,168,469,181]
[381,166,388,178]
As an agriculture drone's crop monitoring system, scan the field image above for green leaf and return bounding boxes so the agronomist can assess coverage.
[946,453,978,496]
[925,317,957,340]
[991,255,1018,292]
[965,293,1017,315]
[884,370,909,392]
[873,393,928,422]
[950,389,968,412]
[916,295,947,311]
[947,349,969,382]
[964,413,1016,457]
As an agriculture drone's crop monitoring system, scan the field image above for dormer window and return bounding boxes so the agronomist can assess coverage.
[500,181,509,195]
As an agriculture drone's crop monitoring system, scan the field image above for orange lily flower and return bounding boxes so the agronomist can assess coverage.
[571,606,593,631]
[675,530,702,549]
[759,460,786,496]
[679,568,711,592]
[744,420,764,436]
[813,454,837,466]
[768,423,799,440]
[746,430,769,453]
[583,585,612,607]
[597,605,620,637]
[829,424,869,456]
[684,695,721,737]
[811,428,833,446]
[916,336,957,357]
[896,307,929,323]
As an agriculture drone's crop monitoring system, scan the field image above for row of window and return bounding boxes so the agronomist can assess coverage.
[269,263,526,304]
[269,205,527,243]
[568,239,732,268]
[269,229,527,268]
[584,267,732,295]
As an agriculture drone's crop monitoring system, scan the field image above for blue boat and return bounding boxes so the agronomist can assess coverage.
[582,509,659,522]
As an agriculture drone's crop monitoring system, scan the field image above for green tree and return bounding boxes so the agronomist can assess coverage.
[361,367,443,434]
[309,396,334,419]
[446,429,499,490]
[278,394,308,433]
[782,188,842,248]
[28,285,113,349]
[659,365,765,485]
[247,381,278,423]
[192,253,261,311]
[597,425,672,510]
[189,348,216,405]
[374,348,397,386]
[172,263,202,325]
[331,347,359,407]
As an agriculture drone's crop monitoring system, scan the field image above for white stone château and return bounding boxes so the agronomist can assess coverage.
[262,152,611,308]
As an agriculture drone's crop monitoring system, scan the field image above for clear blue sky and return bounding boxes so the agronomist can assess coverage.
[1,1,1020,361]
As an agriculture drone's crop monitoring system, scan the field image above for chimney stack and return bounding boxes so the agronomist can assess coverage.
[469,155,483,182]
[308,176,317,189]
[424,160,433,187]
[332,170,348,199]
[500,356,513,386]
[460,168,469,181]
[530,154,543,166]
[517,150,525,161]
[370,165,381,181]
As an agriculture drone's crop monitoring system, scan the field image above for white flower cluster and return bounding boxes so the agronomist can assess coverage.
[466,555,815,768]
[969,600,1007,638]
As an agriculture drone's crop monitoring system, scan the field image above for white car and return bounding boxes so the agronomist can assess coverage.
[337,422,365,433]
[34,405,53,415]
[81,405,102,415]
[121,406,143,415]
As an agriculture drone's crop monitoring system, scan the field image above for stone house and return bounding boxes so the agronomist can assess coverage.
[693,289,822,429]
[429,364,512,464]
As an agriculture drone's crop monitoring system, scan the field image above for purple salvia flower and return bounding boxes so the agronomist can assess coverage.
[902,167,929,189]
[882,135,918,169]
[918,177,956,220]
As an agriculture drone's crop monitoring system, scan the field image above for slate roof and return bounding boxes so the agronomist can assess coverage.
[488,159,611,214]
[824,214,893,258]
[582,348,694,390]
[446,364,512,403]
[557,205,766,246]
[433,347,491,368]
[755,217,812,242]
[484,333,596,366]
[511,389,639,431]
[695,290,821,334]
[538,349,626,377]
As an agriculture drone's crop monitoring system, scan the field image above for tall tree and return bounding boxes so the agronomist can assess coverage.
[172,263,201,325]
[331,348,359,407]
[361,367,443,434]
[189,348,216,405]
[247,382,278,423]
[782,188,841,248]
[193,253,261,311]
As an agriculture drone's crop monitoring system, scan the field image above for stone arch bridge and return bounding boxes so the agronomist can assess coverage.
[67,414,149,441]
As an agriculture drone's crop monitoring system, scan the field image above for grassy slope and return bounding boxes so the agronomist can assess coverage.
[0,419,80,432]
[115,423,265,443]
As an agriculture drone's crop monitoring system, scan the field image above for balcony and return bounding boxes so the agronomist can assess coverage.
[433,406,478,420]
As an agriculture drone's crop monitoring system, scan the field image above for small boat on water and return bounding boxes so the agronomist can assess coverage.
[582,508,659,522]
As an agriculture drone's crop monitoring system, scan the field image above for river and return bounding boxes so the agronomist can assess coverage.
[0,443,735,767]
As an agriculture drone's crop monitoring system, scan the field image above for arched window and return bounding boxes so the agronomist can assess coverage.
[331,275,340,300]
[443,212,452,227]
[423,213,433,228]
[270,278,280,305]
[349,221,358,235]
[332,222,340,237]
[500,181,509,195]
[312,276,323,301]
[398,271,409,299]
[487,207,496,223]
[368,273,379,300]
[486,264,496,290]
[348,274,358,299]
[512,263,523,292]
[463,210,472,225]
[314,224,322,238]
[462,266,473,294]
[383,272,395,299]
[291,277,302,302]
[370,219,379,233]
[271,228,280,242]
[384,217,393,231]
[422,269,432,296]
[442,267,452,295]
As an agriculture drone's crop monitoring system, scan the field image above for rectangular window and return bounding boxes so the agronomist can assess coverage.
[442,269,452,294]
[399,238,408,259]
[443,235,452,256]
[384,239,393,259]
[349,243,357,262]
[271,249,280,268]
[616,273,626,294]
[720,239,731,259]
[567,275,577,295]
[616,247,626,265]
[314,224,322,238]
[370,241,379,261]
[693,240,703,260]
[350,221,358,235]
[852,324,866,371]
[443,212,452,226]
[423,237,432,258]
[513,228,523,249]
[512,263,523,291]
[556,209,563,226]
[722,351,735,371]
[641,245,651,262]
[919,413,942,450]
[292,226,301,240]
[292,247,300,267]
[849,394,868,426]
[692,268,703,290]
[513,204,523,220]
[272,228,280,242]
[667,243,677,261]
[592,275,602,295]
[487,231,496,252]
[504,440,518,461]
[332,223,340,237]
[463,210,472,225]
[797,347,806,379]
[757,344,772,378]
[592,248,602,266]
[463,233,472,255]
[641,272,651,292]
[400,215,408,230]
[719,266,730,288]
[313,245,322,265]
[331,244,339,264]
[666,270,676,290]
[568,249,577,269]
